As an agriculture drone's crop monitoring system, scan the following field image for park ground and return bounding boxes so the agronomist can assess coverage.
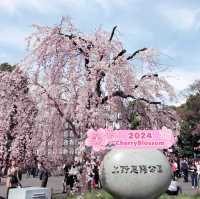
[1,175,200,199]
[53,191,200,199]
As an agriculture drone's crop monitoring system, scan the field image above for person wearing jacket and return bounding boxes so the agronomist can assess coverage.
[38,162,49,188]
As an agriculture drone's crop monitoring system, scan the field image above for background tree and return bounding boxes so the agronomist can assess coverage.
[0,63,16,72]
[0,66,37,168]
[176,80,200,157]
[21,17,179,162]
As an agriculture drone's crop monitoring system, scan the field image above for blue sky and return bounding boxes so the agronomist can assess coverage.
[0,0,200,103]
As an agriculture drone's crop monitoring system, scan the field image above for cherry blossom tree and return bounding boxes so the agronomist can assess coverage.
[21,17,179,161]
[0,68,37,168]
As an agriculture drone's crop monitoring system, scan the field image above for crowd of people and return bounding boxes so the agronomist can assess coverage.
[165,155,200,196]
[3,152,200,198]
[62,159,101,195]
[0,159,49,199]
[0,154,101,198]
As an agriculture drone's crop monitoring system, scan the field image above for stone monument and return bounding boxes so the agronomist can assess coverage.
[100,149,172,199]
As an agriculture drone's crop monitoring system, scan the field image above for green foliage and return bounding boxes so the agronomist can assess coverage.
[0,62,16,72]
[52,191,200,199]
[178,121,194,157]
[160,194,200,199]
[176,85,200,157]
[130,112,140,130]
[52,190,114,199]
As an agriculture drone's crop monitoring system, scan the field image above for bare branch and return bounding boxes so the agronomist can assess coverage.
[140,73,158,80]
[109,26,117,42]
[59,32,76,40]
[113,49,127,61]
[127,48,147,60]
[101,90,161,105]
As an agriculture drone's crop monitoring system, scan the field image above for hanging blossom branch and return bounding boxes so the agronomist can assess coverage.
[59,32,93,70]
[95,53,159,104]
[99,73,160,105]
[35,83,78,137]
[58,26,148,70]
[101,90,161,105]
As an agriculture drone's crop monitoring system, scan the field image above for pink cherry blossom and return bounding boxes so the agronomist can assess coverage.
[85,129,108,152]
[0,69,37,167]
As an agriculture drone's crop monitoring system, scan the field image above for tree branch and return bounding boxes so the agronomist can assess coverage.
[127,48,147,60]
[96,71,159,102]
[109,26,117,42]
[108,49,127,67]
[59,33,76,39]
[37,83,64,117]
[59,32,94,51]
[140,73,158,80]
[36,83,79,137]
[95,71,105,97]
[59,32,93,70]
[65,118,79,138]
[113,49,127,61]
[101,90,161,105]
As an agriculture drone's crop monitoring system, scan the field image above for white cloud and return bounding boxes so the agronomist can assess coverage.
[0,0,66,15]
[0,0,17,13]
[0,0,99,15]
[159,6,200,31]
[163,68,200,91]
[160,67,200,106]
[0,0,135,16]
[95,0,129,10]
[162,67,200,105]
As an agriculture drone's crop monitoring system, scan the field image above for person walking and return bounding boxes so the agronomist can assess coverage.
[62,163,70,193]
[191,163,198,189]
[93,164,100,189]
[68,164,79,194]
[195,160,200,188]
[171,160,178,179]
[86,163,93,192]
[17,161,23,182]
[38,162,49,188]
[181,159,189,182]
